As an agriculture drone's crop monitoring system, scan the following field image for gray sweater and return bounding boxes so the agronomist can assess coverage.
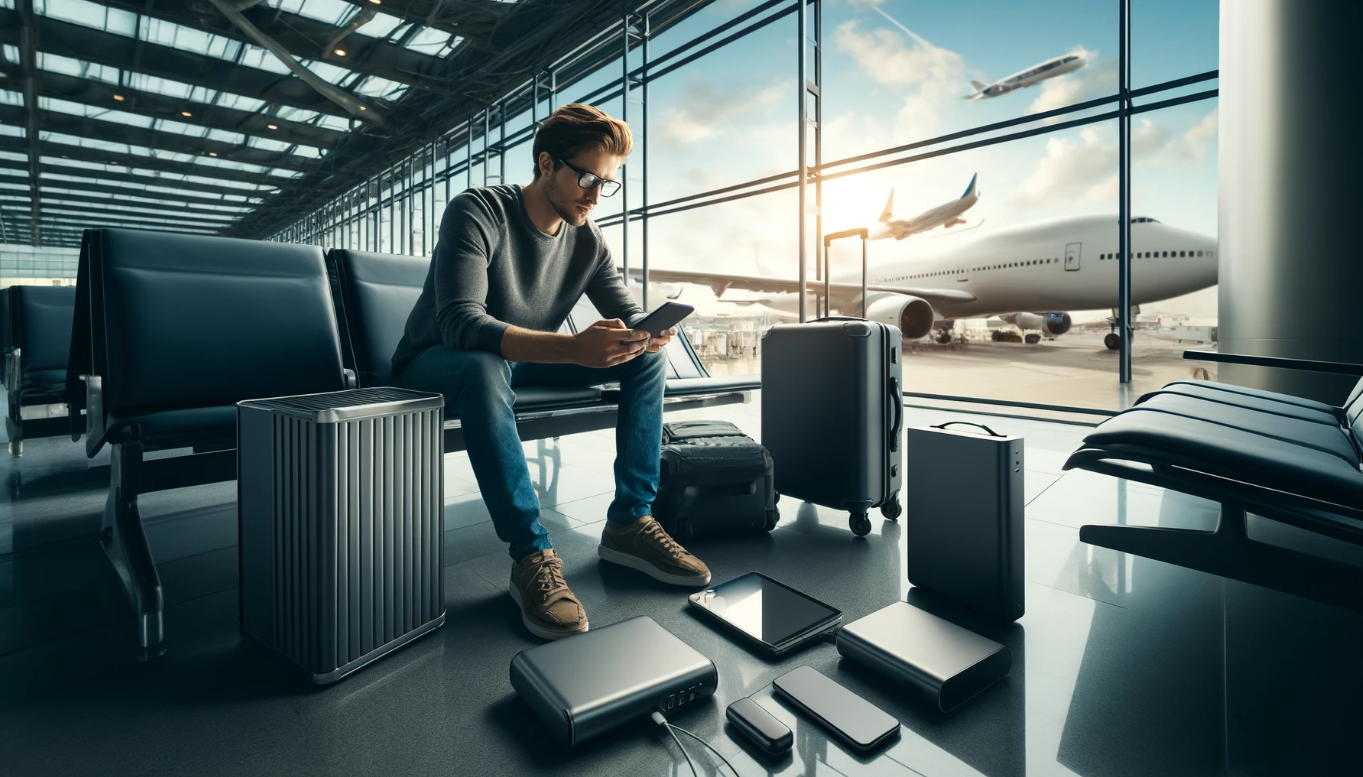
[391,185,643,375]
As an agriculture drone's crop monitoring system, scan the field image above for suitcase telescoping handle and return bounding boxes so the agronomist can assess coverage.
[930,421,1005,437]
[820,228,869,319]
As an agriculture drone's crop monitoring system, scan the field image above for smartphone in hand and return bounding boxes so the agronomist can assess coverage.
[622,302,694,343]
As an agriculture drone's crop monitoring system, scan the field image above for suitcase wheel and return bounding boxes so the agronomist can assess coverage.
[849,511,871,537]
[880,496,902,521]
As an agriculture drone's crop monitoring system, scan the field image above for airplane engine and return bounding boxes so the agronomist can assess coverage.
[865,295,936,339]
[1011,312,1072,336]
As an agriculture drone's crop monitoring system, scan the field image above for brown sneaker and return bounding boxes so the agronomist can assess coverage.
[598,517,712,587]
[509,549,588,640]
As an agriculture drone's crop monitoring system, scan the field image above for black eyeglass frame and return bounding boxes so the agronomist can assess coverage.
[557,158,622,197]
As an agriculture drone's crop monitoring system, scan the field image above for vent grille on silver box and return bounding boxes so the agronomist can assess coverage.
[238,388,446,683]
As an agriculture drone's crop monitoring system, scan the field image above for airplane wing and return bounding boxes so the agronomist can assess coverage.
[621,267,976,303]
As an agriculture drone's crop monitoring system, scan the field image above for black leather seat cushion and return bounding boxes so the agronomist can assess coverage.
[513,386,603,410]
[97,230,347,419]
[14,286,76,373]
[107,406,237,448]
[1143,382,1341,426]
[1084,408,1363,509]
[1131,393,1358,464]
[21,368,68,397]
[1158,379,1339,414]
[331,250,426,386]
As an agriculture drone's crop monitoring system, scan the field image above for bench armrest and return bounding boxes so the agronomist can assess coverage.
[1183,350,1363,376]
[82,375,108,456]
[5,348,18,423]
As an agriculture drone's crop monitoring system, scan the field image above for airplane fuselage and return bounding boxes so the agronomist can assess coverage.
[835,214,1217,320]
[974,54,1086,98]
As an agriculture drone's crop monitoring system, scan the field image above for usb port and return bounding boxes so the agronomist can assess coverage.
[688,690,696,701]
[666,696,675,710]
[677,695,686,706]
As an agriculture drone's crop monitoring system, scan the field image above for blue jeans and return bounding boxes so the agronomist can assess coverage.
[396,346,667,562]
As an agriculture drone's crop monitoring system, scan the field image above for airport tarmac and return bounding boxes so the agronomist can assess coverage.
[702,331,1215,412]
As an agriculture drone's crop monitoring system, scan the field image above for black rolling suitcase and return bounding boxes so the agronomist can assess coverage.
[653,420,779,542]
[761,318,903,535]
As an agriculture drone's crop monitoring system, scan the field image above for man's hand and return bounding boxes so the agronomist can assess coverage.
[646,326,677,354]
[571,319,650,368]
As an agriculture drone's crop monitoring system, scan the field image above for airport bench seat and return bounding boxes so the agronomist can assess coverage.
[328,248,757,448]
[5,285,77,456]
[1064,356,1363,612]
[67,228,351,660]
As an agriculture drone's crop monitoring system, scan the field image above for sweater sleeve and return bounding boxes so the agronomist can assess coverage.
[433,193,511,354]
[584,238,646,327]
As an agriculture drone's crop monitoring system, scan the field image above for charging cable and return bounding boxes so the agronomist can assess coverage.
[651,711,739,777]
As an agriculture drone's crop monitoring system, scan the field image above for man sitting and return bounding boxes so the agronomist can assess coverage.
[392,103,711,640]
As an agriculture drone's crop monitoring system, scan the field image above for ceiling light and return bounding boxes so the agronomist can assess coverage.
[334,49,347,56]
[61,155,69,159]
[359,105,366,111]
[368,0,381,5]
[267,124,278,130]
[113,94,125,102]
[209,152,218,157]
[110,161,119,165]
[181,111,192,117]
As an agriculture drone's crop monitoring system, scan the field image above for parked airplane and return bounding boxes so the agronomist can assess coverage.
[874,174,981,240]
[625,214,1217,351]
[965,53,1087,99]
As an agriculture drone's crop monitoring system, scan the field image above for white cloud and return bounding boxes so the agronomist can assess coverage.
[655,78,783,146]
[1179,108,1218,163]
[1010,125,1118,208]
[1026,47,1117,118]
[1010,108,1218,208]
[833,20,965,143]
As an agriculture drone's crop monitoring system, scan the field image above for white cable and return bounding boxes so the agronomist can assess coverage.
[652,711,699,777]
[673,724,740,777]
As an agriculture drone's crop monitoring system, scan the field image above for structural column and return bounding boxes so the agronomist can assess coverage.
[1218,0,1363,402]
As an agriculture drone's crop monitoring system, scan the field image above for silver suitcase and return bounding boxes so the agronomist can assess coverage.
[905,422,1025,622]
[238,388,446,683]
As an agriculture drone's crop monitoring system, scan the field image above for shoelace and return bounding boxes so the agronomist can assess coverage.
[533,556,568,595]
[641,520,685,558]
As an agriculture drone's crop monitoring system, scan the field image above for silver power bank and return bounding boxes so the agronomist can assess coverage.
[509,616,718,748]
[836,602,1011,713]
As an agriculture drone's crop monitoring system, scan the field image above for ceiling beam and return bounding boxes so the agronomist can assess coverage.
[29,70,347,150]
[0,9,363,120]
[31,185,255,217]
[0,135,291,188]
[28,215,221,234]
[0,159,274,200]
[17,0,40,247]
[99,0,453,90]
[0,103,318,174]
[340,0,510,42]
[29,199,235,227]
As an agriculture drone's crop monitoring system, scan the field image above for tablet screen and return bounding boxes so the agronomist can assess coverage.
[691,573,840,648]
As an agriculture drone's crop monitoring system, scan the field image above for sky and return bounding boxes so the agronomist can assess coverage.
[557,0,1222,322]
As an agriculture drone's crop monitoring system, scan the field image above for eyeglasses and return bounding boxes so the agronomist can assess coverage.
[557,158,621,197]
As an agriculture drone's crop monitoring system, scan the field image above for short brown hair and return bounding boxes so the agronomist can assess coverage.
[531,103,632,178]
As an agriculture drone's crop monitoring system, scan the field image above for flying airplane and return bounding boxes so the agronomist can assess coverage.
[874,174,981,240]
[965,53,1087,99]
[624,214,1217,351]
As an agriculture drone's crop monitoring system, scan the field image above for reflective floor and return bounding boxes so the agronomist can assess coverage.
[2,395,1361,776]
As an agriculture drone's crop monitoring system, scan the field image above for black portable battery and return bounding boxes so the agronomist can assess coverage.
[836,602,1011,713]
[905,422,1025,622]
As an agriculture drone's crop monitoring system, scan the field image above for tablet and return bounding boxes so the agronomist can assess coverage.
[688,573,842,656]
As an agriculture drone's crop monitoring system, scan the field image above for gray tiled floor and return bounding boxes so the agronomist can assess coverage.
[2,395,1362,776]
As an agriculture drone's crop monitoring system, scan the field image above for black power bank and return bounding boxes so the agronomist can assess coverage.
[726,697,792,755]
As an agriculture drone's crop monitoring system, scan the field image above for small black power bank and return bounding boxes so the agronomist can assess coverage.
[726,697,792,755]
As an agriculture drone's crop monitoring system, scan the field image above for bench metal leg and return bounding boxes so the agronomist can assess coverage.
[100,442,165,660]
[5,348,19,457]
[1080,505,1363,613]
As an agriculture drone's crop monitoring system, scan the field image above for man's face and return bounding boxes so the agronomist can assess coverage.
[543,149,623,227]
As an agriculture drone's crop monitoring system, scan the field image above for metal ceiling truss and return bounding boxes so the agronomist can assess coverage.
[0,0,715,249]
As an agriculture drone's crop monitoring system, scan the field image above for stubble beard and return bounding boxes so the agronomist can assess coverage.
[545,174,589,227]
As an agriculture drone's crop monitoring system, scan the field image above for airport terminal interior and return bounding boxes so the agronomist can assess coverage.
[1,0,1361,775]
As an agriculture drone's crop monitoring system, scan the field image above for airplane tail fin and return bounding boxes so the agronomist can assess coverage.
[970,79,988,91]
[960,173,978,199]
[878,189,895,223]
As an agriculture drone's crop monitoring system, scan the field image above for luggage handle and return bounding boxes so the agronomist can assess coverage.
[810,316,865,323]
[888,376,902,452]
[930,421,1005,437]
